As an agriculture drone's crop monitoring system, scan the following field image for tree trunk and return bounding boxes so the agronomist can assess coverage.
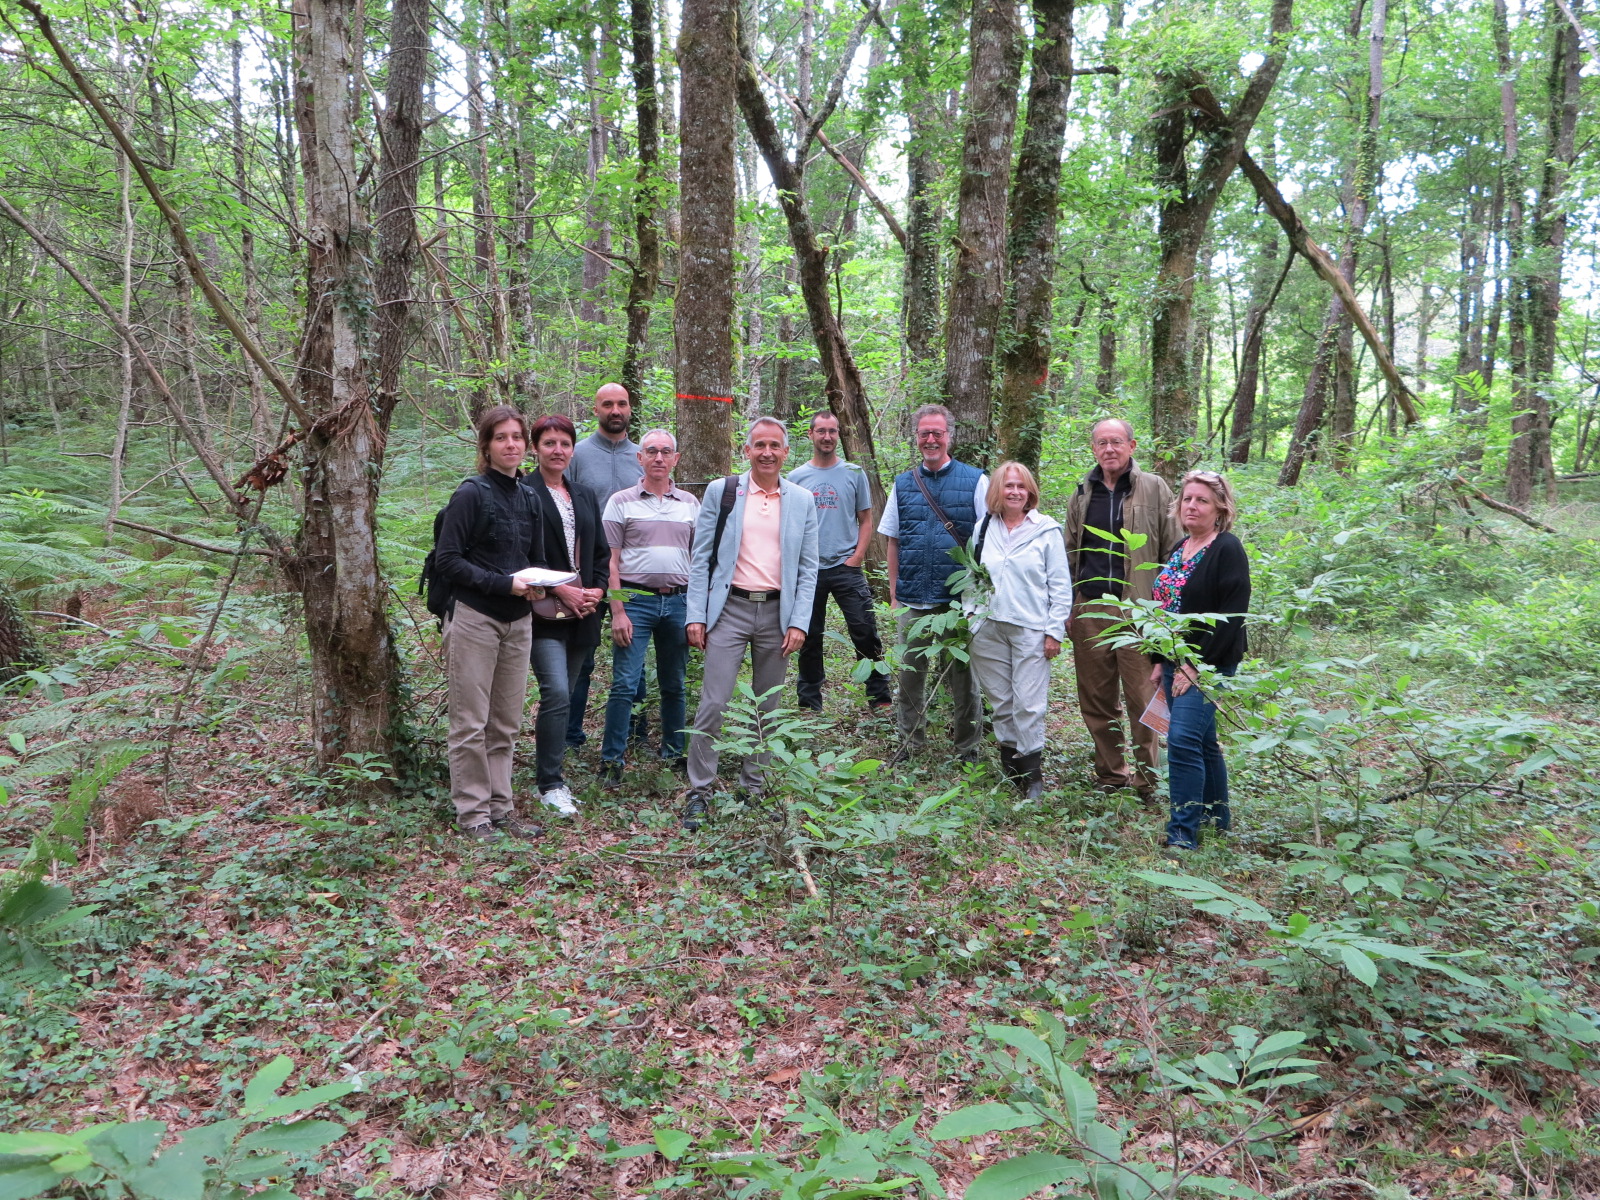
[291,0,400,765]
[106,133,135,542]
[1498,0,1535,506]
[371,0,429,425]
[232,26,272,460]
[1527,7,1581,505]
[674,0,737,489]
[735,20,888,511]
[943,0,1023,464]
[1149,0,1294,481]
[621,0,662,411]
[1228,229,1289,464]
[994,0,1074,472]
[580,36,612,331]
[1415,279,1432,392]
[902,17,943,366]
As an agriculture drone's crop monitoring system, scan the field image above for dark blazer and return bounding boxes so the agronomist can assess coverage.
[524,473,609,648]
[1155,530,1251,672]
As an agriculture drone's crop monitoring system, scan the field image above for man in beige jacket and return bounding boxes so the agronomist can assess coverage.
[1062,419,1181,796]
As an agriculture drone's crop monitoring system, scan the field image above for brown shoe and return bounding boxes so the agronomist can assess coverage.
[493,814,544,840]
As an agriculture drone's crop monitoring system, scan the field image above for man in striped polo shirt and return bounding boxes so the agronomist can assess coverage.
[598,428,701,787]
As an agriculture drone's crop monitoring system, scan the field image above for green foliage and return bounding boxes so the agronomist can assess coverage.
[0,1054,356,1200]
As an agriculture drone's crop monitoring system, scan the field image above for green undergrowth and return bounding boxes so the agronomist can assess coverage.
[0,420,1595,1196]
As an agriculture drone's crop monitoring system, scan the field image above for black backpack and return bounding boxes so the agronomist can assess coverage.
[419,476,500,622]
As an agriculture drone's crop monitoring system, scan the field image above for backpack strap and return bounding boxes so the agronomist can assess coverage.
[706,474,740,581]
[974,513,993,565]
[470,475,496,548]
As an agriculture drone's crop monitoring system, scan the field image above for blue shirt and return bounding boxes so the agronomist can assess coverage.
[787,459,873,568]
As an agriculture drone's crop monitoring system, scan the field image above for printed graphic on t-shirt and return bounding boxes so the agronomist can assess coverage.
[810,483,841,512]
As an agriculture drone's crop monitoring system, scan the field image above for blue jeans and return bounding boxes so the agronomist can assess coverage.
[1163,663,1234,849]
[531,635,589,791]
[602,593,689,764]
[569,643,649,746]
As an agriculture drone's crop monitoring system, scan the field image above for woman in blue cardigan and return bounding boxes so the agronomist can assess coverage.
[1148,470,1251,854]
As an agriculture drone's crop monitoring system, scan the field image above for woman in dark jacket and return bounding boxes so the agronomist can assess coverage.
[523,414,608,815]
[434,404,546,842]
[1147,470,1251,853]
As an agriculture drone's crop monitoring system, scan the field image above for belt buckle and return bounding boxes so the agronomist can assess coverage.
[747,589,771,602]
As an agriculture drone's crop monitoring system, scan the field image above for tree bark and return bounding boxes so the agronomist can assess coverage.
[1527,6,1581,505]
[0,581,44,682]
[902,14,943,366]
[621,0,662,412]
[674,0,738,489]
[994,0,1075,472]
[943,0,1023,464]
[735,18,888,511]
[1148,0,1294,481]
[580,35,612,332]
[1498,0,1535,506]
[1228,232,1290,464]
[371,0,429,425]
[290,0,400,764]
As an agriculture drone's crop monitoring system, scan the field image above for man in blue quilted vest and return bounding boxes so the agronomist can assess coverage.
[878,404,989,764]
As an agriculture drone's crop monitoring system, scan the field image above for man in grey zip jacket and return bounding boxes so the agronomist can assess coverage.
[1062,419,1181,796]
[681,417,820,828]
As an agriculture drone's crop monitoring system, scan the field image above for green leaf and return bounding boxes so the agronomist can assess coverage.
[1192,1053,1239,1085]
[980,1025,1057,1076]
[242,1056,295,1116]
[84,1121,168,1168]
[1246,1031,1312,1063]
[0,1134,85,1160]
[1339,946,1379,986]
[963,1152,1086,1200]
[253,1081,357,1122]
[653,1129,692,1162]
[929,1103,1047,1140]
[236,1120,345,1157]
[0,1160,66,1200]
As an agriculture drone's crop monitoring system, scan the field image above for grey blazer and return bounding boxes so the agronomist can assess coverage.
[687,473,820,634]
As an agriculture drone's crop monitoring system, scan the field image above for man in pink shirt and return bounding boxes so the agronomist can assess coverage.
[682,418,820,829]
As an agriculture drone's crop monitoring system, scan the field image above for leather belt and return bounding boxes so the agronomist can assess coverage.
[729,585,780,602]
[621,581,685,595]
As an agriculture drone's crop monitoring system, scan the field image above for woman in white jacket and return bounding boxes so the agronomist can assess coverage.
[964,461,1074,799]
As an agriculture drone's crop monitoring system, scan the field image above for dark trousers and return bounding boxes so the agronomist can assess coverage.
[531,635,589,791]
[796,564,891,709]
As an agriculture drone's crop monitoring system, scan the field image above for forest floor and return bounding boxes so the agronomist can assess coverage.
[2,445,1598,1200]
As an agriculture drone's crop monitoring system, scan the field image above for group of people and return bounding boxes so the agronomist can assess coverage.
[431,386,1252,856]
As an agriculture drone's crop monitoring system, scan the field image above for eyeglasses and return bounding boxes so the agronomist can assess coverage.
[641,447,675,457]
[1188,470,1223,482]
[916,429,949,440]
[1092,438,1129,450]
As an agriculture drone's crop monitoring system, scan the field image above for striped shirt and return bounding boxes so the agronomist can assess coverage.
[601,482,700,589]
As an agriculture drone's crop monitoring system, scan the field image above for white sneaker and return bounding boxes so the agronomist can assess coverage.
[540,784,578,816]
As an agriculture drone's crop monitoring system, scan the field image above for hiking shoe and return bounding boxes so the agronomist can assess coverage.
[601,761,625,790]
[493,814,543,840]
[681,787,713,831]
[458,821,502,842]
[540,785,579,816]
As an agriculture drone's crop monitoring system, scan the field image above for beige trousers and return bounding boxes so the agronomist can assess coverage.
[1069,601,1159,790]
[444,603,532,827]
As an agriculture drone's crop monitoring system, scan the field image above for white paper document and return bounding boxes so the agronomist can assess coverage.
[512,567,579,589]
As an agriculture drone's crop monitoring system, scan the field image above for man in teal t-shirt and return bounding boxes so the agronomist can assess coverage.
[786,411,891,710]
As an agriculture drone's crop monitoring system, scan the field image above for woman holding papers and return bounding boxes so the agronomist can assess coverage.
[433,405,549,842]
[963,461,1073,801]
[523,414,609,817]
[1148,470,1251,854]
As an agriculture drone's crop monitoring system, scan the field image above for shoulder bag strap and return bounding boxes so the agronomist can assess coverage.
[910,467,959,538]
